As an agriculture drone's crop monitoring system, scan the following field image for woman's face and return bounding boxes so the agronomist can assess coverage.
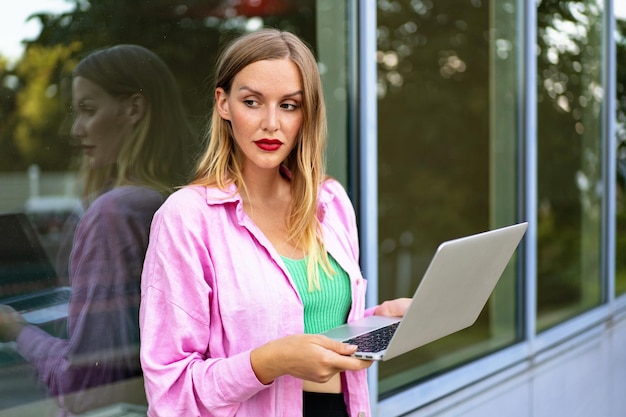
[70,76,135,169]
[216,58,304,175]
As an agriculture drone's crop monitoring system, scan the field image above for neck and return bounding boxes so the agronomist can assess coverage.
[241,165,290,203]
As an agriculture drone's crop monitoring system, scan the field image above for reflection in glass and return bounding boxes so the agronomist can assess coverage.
[0,1,321,414]
[376,0,520,395]
[536,0,604,330]
[616,6,626,296]
[1,43,197,415]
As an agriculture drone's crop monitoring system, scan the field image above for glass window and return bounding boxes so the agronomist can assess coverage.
[616,1,626,296]
[535,0,605,330]
[376,0,521,395]
[0,1,352,414]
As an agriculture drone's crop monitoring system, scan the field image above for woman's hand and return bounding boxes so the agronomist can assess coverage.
[0,305,28,343]
[250,334,373,385]
[374,297,412,318]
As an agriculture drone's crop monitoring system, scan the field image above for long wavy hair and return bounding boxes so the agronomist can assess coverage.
[191,29,333,291]
[73,44,197,206]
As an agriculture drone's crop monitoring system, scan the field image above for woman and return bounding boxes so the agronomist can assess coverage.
[0,44,197,415]
[139,29,409,417]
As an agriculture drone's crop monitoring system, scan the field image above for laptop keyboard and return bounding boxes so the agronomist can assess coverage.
[78,404,148,417]
[343,321,400,353]
[6,290,70,313]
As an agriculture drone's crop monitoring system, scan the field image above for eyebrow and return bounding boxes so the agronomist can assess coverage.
[238,85,303,99]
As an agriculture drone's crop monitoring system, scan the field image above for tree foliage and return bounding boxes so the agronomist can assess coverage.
[0,0,314,171]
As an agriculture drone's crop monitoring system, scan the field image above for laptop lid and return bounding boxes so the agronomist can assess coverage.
[0,212,71,325]
[321,222,528,361]
[0,212,61,300]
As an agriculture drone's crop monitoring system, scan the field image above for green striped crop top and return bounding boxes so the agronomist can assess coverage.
[281,254,352,334]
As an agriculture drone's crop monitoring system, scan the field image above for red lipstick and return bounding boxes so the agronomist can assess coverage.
[254,139,282,151]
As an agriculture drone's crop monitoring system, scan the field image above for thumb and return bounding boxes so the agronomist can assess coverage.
[338,342,358,355]
[321,337,358,355]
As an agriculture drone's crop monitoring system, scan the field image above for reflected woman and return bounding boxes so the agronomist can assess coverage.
[0,44,197,415]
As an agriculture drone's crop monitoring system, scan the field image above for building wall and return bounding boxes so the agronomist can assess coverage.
[401,312,626,417]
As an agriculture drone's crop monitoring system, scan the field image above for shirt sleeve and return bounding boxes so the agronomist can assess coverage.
[139,190,268,417]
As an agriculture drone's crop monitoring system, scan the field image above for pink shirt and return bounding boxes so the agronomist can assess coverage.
[17,186,163,415]
[140,179,374,417]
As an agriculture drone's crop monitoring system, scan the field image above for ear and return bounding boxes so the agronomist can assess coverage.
[126,93,147,126]
[215,88,231,121]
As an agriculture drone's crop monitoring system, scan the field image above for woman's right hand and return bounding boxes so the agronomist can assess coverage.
[0,305,27,343]
[250,334,373,385]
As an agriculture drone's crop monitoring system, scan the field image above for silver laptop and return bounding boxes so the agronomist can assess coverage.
[321,222,528,361]
[77,403,147,417]
[0,212,70,325]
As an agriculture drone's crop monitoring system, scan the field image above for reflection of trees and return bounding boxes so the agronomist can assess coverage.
[617,18,626,176]
[375,0,625,315]
[0,0,315,171]
[376,0,490,302]
[12,44,82,170]
[537,0,603,211]
[617,18,626,294]
[376,1,502,389]
[536,0,604,313]
[1,42,78,170]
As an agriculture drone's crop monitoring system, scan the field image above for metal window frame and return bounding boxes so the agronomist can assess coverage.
[357,1,626,416]
[355,0,380,413]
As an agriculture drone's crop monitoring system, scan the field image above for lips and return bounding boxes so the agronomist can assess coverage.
[254,139,282,151]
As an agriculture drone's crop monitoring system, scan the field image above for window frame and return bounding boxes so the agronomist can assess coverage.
[369,0,626,415]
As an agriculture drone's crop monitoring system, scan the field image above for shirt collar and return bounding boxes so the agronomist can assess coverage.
[193,179,336,221]
[195,183,241,205]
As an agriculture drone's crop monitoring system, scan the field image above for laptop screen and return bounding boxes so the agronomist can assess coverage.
[0,213,59,299]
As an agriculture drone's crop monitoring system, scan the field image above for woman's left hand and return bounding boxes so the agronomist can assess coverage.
[0,305,27,343]
[374,298,412,318]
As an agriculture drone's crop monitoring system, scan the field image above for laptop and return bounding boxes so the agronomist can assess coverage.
[321,222,528,361]
[77,403,147,417]
[0,212,70,325]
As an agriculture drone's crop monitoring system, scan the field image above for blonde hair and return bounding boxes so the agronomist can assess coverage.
[192,29,333,290]
[72,44,197,205]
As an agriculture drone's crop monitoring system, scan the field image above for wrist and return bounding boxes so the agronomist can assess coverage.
[1,321,27,343]
[250,342,281,385]
[10,321,28,340]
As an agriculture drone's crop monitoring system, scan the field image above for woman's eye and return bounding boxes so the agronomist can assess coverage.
[281,103,299,110]
[77,105,95,115]
[243,99,257,107]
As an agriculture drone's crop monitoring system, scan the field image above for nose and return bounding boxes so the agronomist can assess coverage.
[70,117,84,139]
[261,106,279,133]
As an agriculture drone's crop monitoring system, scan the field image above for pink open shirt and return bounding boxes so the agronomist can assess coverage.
[139,179,374,417]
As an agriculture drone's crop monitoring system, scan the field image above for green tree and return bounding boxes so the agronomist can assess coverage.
[0,57,23,170]
[2,0,315,171]
[11,43,81,170]
[376,0,491,275]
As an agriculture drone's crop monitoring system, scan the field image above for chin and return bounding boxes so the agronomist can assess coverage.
[87,157,110,170]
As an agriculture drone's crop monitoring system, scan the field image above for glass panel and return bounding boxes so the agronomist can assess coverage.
[536,0,604,330]
[616,1,626,296]
[0,1,348,414]
[317,0,351,184]
[376,0,520,395]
